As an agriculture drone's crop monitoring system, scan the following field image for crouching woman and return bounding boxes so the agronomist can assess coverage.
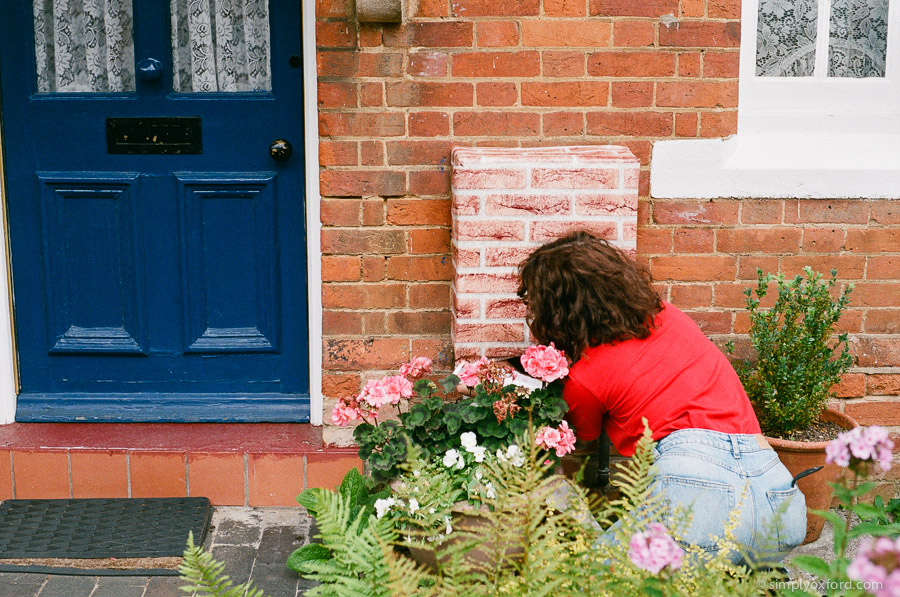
[517,230,806,562]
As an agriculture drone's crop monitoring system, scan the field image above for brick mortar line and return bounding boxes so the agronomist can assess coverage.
[8,451,14,499]
[318,16,742,21]
[454,215,635,222]
[67,451,73,499]
[126,452,132,498]
[319,104,740,110]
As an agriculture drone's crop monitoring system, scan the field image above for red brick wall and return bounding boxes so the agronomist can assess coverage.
[316,0,900,458]
[640,199,900,416]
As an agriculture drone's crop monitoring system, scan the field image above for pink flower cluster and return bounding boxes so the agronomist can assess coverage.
[520,343,569,383]
[399,356,432,379]
[456,356,489,387]
[331,357,431,426]
[847,536,900,597]
[628,522,684,575]
[825,425,894,472]
[535,420,577,457]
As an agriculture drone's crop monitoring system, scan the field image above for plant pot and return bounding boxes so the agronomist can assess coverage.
[406,502,525,572]
[405,477,595,571]
[764,408,858,544]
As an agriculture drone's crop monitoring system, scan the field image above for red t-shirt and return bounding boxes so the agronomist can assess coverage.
[563,302,760,457]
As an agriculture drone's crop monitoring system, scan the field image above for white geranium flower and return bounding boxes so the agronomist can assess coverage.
[501,445,525,467]
[444,516,453,535]
[413,470,421,477]
[470,446,486,463]
[408,498,420,513]
[460,432,478,450]
[443,449,462,468]
[484,481,496,499]
[456,455,466,470]
[374,497,396,519]
[475,470,482,480]
[429,507,436,514]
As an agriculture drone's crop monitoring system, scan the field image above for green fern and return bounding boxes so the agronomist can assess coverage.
[296,481,400,597]
[179,531,265,597]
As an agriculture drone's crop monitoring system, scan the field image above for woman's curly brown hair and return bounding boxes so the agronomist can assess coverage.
[517,230,663,361]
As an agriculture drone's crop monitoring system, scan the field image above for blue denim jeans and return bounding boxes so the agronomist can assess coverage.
[651,429,807,564]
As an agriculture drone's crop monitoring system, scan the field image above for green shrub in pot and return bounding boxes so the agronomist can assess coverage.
[727,267,853,439]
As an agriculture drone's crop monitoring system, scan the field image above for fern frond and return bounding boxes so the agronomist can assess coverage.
[299,481,399,597]
[178,532,265,597]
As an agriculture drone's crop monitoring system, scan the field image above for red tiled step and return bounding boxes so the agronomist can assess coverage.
[0,424,361,506]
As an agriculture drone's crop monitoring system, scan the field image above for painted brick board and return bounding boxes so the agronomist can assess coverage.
[451,145,638,358]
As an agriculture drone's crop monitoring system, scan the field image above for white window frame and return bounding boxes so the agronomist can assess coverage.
[651,0,900,199]
[740,0,900,135]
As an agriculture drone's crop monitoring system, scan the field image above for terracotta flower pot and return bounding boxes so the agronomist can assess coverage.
[406,502,525,572]
[764,408,858,544]
[405,477,594,571]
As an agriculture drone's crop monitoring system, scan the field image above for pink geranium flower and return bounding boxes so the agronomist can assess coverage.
[330,396,376,426]
[520,343,569,383]
[359,378,392,408]
[331,402,357,426]
[399,356,432,379]
[456,356,489,387]
[535,425,561,448]
[383,375,414,404]
[826,426,894,472]
[555,421,576,457]
[535,422,576,457]
[847,536,900,597]
[628,523,684,575]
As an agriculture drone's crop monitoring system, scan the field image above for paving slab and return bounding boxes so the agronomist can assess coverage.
[0,507,315,597]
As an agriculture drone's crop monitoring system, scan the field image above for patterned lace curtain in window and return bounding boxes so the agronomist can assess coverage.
[171,0,272,93]
[756,0,819,76]
[829,0,888,77]
[33,0,135,92]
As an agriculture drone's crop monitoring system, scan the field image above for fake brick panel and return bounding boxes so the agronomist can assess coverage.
[451,146,638,358]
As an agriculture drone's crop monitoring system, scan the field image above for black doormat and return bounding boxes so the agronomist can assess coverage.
[0,497,212,576]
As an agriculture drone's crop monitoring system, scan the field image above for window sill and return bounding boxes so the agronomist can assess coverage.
[650,133,900,199]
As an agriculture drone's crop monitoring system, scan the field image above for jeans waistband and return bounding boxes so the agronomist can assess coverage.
[656,428,770,458]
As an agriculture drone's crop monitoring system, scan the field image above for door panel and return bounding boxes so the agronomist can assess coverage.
[39,173,146,355]
[0,1,309,422]
[178,174,279,354]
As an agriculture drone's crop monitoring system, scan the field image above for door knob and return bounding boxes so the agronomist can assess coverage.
[137,58,162,81]
[269,139,292,161]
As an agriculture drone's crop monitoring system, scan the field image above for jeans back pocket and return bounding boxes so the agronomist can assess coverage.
[765,486,807,551]
[659,475,736,552]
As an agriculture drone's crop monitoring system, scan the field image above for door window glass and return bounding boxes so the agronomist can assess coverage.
[33,0,136,92]
[170,0,272,93]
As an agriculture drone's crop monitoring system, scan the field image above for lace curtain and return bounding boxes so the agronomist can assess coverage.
[756,0,819,76]
[756,0,888,78]
[33,0,135,92]
[170,0,272,93]
[829,0,888,77]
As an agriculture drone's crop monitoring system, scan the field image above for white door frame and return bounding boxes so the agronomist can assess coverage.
[0,1,324,426]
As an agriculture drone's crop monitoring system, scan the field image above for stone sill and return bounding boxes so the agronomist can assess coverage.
[650,134,900,199]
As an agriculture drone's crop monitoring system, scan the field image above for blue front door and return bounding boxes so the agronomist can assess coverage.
[0,1,309,422]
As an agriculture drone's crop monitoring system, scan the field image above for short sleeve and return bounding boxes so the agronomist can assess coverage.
[562,375,605,442]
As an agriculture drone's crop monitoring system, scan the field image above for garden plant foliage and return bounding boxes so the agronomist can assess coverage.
[180,423,900,596]
[727,267,853,438]
[285,425,784,596]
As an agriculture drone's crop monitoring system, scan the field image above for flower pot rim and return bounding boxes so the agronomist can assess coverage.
[763,408,859,452]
